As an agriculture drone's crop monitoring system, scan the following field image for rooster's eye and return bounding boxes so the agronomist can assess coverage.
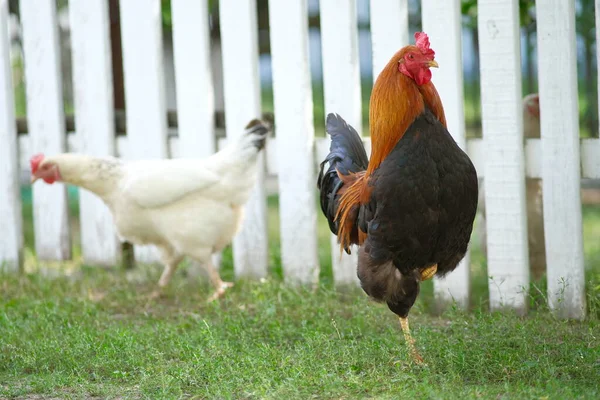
[408,54,414,60]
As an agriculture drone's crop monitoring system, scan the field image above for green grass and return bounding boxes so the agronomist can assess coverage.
[1,269,599,399]
[2,189,600,398]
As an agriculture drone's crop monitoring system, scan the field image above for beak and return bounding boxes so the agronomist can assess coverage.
[30,175,39,184]
[426,60,439,68]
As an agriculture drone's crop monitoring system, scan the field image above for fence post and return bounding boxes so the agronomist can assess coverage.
[171,0,222,271]
[0,0,22,270]
[119,0,167,264]
[477,0,530,312]
[421,0,470,310]
[171,0,215,159]
[269,0,319,284]
[537,0,586,319]
[319,0,361,286]
[70,0,119,267]
[21,0,71,261]
[597,0,600,140]
[219,0,269,279]
[370,0,409,82]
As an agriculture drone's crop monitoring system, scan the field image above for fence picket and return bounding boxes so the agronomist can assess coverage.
[171,0,214,159]
[219,0,268,279]
[595,0,600,180]
[598,0,600,141]
[119,0,167,264]
[319,0,361,286]
[477,0,529,312]
[370,0,409,82]
[537,0,586,319]
[171,0,222,270]
[20,0,71,261]
[582,139,600,179]
[0,0,22,270]
[422,0,470,309]
[269,0,319,284]
[69,0,119,267]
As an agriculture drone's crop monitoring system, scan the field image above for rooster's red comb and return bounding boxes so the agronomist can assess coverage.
[30,153,44,174]
[414,32,435,58]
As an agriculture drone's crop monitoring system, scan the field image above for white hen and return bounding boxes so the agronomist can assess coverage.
[30,118,270,300]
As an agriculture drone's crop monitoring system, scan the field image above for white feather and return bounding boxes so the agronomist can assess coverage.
[120,159,221,209]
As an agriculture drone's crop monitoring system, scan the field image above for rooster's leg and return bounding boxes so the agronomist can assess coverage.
[399,317,425,365]
[420,264,437,281]
[204,258,234,302]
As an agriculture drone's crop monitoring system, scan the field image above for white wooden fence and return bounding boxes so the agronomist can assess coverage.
[0,0,598,320]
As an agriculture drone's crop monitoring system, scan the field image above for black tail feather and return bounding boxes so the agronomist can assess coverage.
[317,113,369,237]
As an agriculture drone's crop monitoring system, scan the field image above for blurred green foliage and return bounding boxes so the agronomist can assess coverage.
[161,0,172,30]
[161,0,218,31]
[461,0,537,27]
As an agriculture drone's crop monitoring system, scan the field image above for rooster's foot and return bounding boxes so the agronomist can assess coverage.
[207,281,234,302]
[409,347,425,365]
[420,264,438,281]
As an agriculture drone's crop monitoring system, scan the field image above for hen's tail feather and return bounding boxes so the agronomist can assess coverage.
[244,118,271,150]
[317,113,369,252]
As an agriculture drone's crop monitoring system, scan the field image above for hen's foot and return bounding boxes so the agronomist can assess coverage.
[420,264,438,281]
[399,317,426,365]
[207,281,234,302]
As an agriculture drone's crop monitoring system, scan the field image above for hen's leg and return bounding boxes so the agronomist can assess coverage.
[204,257,234,302]
[187,247,234,302]
[149,247,183,299]
[399,317,425,365]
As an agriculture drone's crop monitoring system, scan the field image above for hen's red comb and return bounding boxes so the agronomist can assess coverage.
[30,153,44,174]
[414,32,435,58]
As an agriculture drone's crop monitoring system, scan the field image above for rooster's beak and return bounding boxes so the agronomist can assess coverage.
[30,176,38,184]
[426,60,439,68]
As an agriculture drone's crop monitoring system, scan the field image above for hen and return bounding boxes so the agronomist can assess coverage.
[318,32,478,363]
[30,118,270,301]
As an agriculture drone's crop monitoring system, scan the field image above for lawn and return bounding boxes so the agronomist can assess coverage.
[1,270,599,399]
[1,191,599,399]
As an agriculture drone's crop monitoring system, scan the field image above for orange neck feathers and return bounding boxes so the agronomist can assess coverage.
[334,64,446,252]
[367,70,446,176]
[419,82,447,128]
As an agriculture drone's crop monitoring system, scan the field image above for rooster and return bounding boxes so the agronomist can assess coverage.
[317,32,478,363]
[30,118,270,301]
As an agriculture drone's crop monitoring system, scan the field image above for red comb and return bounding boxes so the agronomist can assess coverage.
[30,153,44,174]
[414,32,435,58]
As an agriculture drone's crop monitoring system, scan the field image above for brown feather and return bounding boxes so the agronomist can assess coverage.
[335,174,365,250]
[419,82,447,128]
